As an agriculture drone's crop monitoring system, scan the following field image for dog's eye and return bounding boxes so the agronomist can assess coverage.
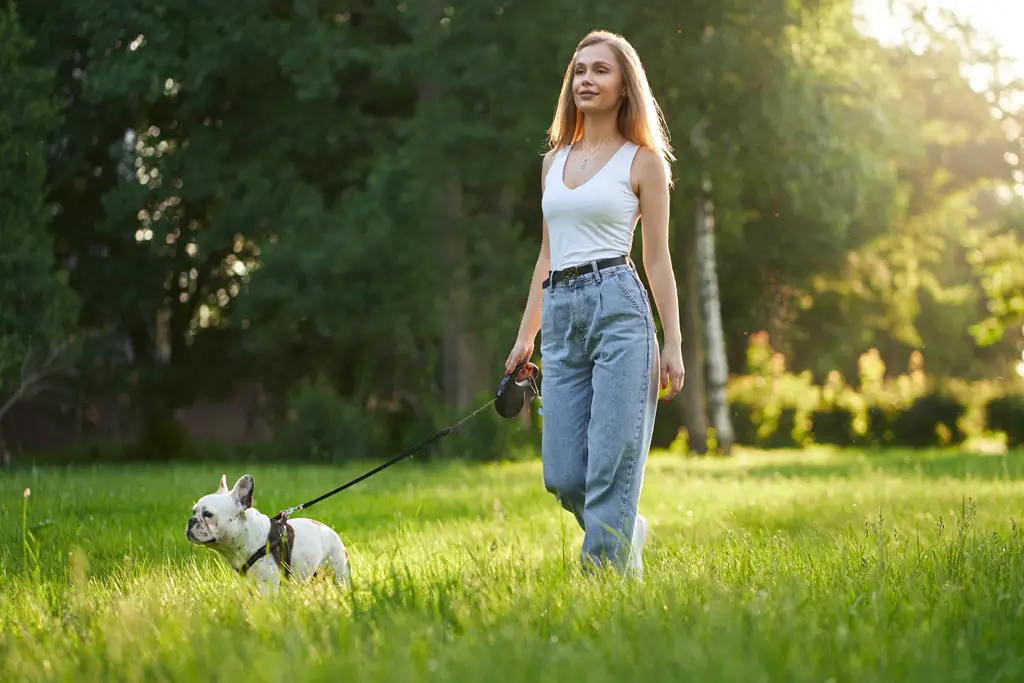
[202,511,213,519]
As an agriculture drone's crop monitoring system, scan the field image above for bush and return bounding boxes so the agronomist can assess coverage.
[809,407,858,446]
[865,405,897,447]
[986,395,1024,449]
[435,389,539,463]
[889,393,967,448]
[651,402,683,450]
[728,401,759,446]
[275,374,387,464]
[724,333,818,449]
[709,336,1019,454]
[761,407,801,449]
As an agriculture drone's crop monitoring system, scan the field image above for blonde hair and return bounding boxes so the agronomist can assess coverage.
[547,30,674,178]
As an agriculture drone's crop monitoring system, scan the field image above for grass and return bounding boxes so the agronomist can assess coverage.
[3,446,1024,681]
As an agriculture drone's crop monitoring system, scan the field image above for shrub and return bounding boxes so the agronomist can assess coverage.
[651,403,683,450]
[717,336,1018,453]
[889,393,967,448]
[865,405,897,447]
[725,333,818,449]
[728,401,759,446]
[275,374,387,464]
[761,407,801,449]
[435,389,538,463]
[945,377,1006,439]
[986,395,1024,449]
[809,407,858,446]
[810,369,864,446]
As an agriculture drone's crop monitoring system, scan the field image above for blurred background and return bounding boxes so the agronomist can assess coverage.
[1,0,1022,468]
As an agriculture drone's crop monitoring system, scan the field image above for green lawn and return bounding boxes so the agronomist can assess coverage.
[3,447,1024,682]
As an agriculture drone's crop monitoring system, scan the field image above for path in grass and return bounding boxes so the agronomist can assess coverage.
[2,447,1024,682]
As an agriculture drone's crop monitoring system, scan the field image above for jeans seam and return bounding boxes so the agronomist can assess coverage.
[614,305,654,567]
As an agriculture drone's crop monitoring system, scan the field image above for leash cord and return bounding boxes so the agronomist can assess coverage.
[276,397,498,519]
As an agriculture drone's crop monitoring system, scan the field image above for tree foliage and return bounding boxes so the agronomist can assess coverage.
[3,0,1022,457]
[0,1,78,395]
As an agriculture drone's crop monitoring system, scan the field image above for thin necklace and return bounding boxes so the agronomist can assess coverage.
[578,138,611,170]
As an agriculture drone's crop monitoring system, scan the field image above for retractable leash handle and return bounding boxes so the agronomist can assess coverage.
[495,361,542,429]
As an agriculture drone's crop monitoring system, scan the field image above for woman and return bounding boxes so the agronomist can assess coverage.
[505,29,684,580]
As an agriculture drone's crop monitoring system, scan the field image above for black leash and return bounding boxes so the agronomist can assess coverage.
[270,362,540,524]
[240,403,493,577]
[240,363,540,577]
[271,396,500,521]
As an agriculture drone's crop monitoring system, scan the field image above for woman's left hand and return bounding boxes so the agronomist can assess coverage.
[660,342,685,402]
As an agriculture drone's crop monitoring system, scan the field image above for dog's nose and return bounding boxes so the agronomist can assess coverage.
[187,517,198,533]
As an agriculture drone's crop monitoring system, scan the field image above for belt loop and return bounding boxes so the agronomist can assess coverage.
[548,270,554,293]
[591,259,601,283]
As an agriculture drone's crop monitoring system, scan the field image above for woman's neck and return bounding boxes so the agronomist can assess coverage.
[579,113,621,150]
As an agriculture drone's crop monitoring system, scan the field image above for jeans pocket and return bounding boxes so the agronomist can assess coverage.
[613,271,649,316]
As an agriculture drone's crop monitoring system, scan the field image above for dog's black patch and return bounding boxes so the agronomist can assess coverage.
[238,514,295,578]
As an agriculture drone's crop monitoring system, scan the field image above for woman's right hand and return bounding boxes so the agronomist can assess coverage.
[504,338,535,375]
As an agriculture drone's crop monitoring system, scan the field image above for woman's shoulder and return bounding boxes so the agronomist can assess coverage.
[540,145,568,187]
[542,144,569,165]
[628,144,671,191]
[630,144,669,175]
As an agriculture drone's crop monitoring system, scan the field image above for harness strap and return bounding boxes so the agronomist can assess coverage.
[238,513,295,578]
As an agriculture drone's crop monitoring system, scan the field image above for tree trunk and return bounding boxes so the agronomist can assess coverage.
[417,3,485,411]
[129,324,184,458]
[437,172,485,409]
[678,209,709,454]
[694,171,736,454]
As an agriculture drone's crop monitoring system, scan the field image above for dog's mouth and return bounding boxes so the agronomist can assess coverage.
[187,532,218,545]
[186,519,218,545]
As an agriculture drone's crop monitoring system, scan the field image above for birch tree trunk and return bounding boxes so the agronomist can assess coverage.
[691,120,736,453]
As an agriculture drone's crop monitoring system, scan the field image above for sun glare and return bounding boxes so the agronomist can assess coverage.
[855,0,1024,90]
[855,0,1024,199]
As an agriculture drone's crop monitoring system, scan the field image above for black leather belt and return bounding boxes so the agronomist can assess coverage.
[543,255,629,289]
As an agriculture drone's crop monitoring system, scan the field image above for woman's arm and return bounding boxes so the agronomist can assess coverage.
[634,148,684,398]
[505,152,555,372]
[514,220,551,346]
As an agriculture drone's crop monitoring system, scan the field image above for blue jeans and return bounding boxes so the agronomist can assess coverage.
[539,260,659,574]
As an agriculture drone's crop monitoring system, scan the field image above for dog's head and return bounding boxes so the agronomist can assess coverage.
[185,474,255,547]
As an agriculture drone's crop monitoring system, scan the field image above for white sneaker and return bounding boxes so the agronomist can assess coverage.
[629,513,649,580]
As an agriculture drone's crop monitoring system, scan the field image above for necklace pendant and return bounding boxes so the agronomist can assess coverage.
[580,158,588,170]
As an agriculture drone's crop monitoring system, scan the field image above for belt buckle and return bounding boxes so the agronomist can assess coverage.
[563,266,580,281]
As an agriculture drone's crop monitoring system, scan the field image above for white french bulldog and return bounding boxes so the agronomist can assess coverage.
[185,473,351,591]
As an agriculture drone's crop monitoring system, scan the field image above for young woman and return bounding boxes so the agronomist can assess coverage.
[505,30,684,580]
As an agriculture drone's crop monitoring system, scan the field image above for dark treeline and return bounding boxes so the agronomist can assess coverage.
[1,0,1022,463]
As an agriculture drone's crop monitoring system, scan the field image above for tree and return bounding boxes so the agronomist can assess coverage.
[785,3,1024,380]
[0,0,78,404]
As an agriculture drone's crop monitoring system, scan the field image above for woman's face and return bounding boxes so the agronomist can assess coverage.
[572,41,625,115]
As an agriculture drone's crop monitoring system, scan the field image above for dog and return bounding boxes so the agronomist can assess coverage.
[185,473,351,591]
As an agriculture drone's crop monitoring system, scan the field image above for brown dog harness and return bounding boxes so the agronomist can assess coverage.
[238,513,295,578]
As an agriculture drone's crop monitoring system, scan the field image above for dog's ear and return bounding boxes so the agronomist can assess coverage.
[231,474,254,510]
[216,474,229,494]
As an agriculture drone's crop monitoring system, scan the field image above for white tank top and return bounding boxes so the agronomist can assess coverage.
[541,140,641,271]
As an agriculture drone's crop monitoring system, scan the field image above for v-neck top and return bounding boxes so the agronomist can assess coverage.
[541,140,641,271]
